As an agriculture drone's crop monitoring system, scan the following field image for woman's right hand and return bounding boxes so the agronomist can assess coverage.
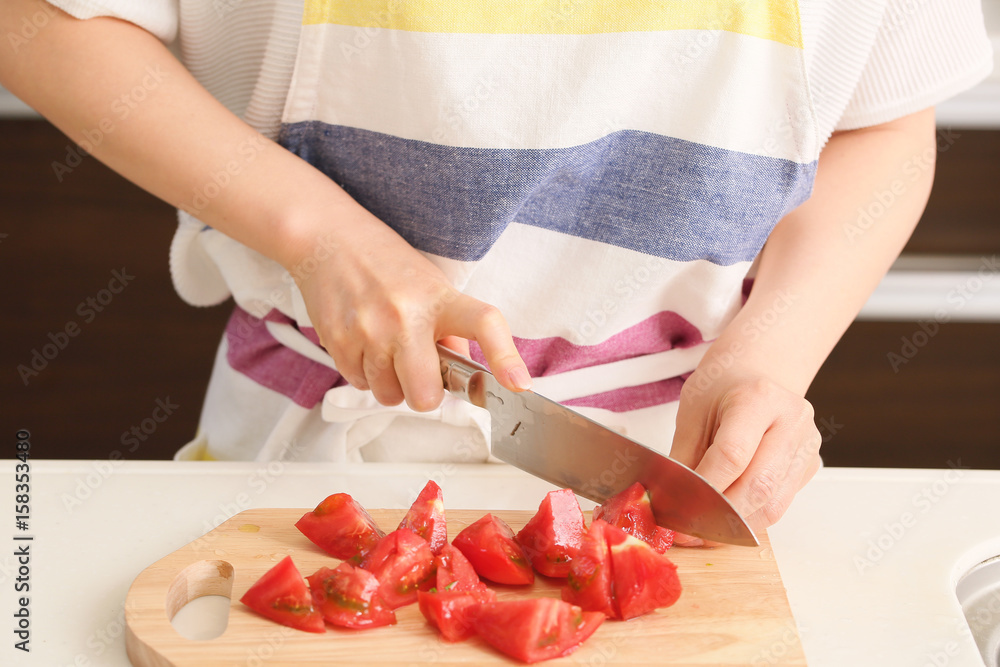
[282,200,532,412]
[0,1,530,413]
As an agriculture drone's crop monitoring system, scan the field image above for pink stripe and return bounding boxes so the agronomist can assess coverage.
[469,310,704,412]
[225,307,703,414]
[225,307,346,409]
[563,374,688,413]
[471,310,703,377]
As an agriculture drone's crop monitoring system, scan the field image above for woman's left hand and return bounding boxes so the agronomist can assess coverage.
[669,366,822,545]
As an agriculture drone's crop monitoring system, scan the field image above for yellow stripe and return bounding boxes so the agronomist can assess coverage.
[303,1,803,48]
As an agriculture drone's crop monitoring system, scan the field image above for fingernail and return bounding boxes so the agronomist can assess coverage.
[508,366,532,391]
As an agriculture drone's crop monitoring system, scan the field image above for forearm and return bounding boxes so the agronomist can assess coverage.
[0,0,367,270]
[704,108,937,395]
[1,0,531,405]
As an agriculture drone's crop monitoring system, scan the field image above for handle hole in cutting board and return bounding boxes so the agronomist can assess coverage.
[166,559,234,641]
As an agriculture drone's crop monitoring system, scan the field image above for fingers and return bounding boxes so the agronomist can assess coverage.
[438,335,470,358]
[322,291,526,412]
[674,379,822,542]
[438,293,531,393]
[691,386,776,495]
[667,385,711,470]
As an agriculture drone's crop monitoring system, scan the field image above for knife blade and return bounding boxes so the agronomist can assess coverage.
[438,344,758,546]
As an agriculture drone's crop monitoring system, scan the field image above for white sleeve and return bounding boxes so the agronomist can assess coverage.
[44,0,179,44]
[836,0,993,130]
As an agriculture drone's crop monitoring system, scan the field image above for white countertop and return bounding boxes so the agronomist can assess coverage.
[1,460,999,666]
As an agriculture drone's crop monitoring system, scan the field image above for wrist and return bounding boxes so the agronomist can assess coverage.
[694,287,814,396]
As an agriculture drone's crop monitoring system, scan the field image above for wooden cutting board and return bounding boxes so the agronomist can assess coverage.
[125,508,805,666]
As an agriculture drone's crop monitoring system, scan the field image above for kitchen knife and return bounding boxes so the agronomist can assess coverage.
[438,344,758,546]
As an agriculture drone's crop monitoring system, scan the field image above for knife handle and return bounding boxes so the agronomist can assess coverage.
[437,343,490,409]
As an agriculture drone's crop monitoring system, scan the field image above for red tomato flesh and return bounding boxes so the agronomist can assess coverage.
[562,519,682,620]
[471,598,605,663]
[515,488,586,578]
[397,480,448,555]
[295,493,385,564]
[453,514,534,585]
[417,588,496,642]
[306,562,396,629]
[434,542,490,595]
[593,482,675,553]
[360,528,436,609]
[609,531,682,619]
[239,555,325,633]
[561,520,616,618]
[651,525,676,553]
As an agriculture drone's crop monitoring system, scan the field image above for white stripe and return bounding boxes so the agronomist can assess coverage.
[532,343,711,402]
[456,223,750,344]
[570,402,681,456]
[285,25,817,162]
[265,320,338,370]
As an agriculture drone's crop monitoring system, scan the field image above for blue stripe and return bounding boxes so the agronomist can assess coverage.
[280,122,816,265]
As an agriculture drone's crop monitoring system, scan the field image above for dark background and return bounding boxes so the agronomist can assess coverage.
[2,119,998,466]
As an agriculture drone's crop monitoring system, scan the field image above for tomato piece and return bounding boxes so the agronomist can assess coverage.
[306,562,396,629]
[562,520,682,620]
[295,493,385,564]
[397,480,448,555]
[239,555,325,633]
[609,532,682,620]
[434,542,490,595]
[453,514,534,585]
[417,588,495,642]
[515,488,585,578]
[561,520,615,618]
[360,529,436,608]
[592,482,657,542]
[471,598,605,663]
[593,482,674,552]
[650,525,675,553]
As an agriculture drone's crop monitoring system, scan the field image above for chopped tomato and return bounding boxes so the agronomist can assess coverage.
[239,555,325,633]
[360,529,436,609]
[434,542,490,595]
[650,525,675,553]
[417,588,495,642]
[561,520,615,618]
[609,532,682,619]
[515,488,585,578]
[306,562,396,629]
[453,514,534,585]
[471,598,605,663]
[295,493,385,564]
[562,520,682,620]
[397,480,448,555]
[593,482,674,552]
